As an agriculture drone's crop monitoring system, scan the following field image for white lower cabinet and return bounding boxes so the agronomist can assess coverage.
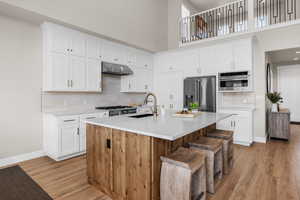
[60,123,80,156]
[43,112,108,161]
[217,109,253,146]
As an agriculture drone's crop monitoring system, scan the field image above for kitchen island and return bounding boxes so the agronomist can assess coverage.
[85,111,231,200]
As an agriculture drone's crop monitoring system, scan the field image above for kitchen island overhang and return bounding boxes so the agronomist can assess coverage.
[85,112,232,200]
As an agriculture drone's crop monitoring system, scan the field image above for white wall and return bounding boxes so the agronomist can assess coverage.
[0,15,147,159]
[0,15,43,158]
[277,65,300,122]
[168,0,181,50]
[0,0,168,52]
[253,24,300,138]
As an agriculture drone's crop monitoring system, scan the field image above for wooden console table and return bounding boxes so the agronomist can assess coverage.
[268,109,290,140]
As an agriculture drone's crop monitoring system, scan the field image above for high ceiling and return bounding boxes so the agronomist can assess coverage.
[268,47,300,65]
[188,0,235,12]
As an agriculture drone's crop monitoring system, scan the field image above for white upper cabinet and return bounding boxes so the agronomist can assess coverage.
[43,22,153,93]
[69,56,86,90]
[43,22,101,92]
[86,59,102,92]
[102,41,125,65]
[199,46,216,75]
[232,39,253,71]
[214,43,234,72]
[156,71,183,110]
[47,24,69,55]
[136,51,153,70]
[86,36,102,60]
[70,30,86,58]
[49,53,69,90]
[121,49,154,93]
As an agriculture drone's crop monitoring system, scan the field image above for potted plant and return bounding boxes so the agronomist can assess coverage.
[189,102,200,113]
[267,92,283,112]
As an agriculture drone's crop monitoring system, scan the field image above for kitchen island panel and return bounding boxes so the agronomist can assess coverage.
[87,124,216,200]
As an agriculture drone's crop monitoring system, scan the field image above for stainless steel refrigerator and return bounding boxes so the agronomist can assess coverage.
[184,76,216,112]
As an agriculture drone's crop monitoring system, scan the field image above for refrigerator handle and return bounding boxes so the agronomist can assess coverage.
[198,80,202,108]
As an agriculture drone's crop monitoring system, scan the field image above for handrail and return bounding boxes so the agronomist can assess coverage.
[184,0,246,19]
[179,0,299,45]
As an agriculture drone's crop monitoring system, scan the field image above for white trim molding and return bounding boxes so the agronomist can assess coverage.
[0,150,45,168]
[254,136,267,143]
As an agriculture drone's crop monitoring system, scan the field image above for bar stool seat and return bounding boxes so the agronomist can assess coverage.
[160,147,207,200]
[189,137,223,194]
[206,130,234,174]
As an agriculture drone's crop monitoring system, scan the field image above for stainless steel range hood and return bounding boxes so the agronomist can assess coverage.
[102,61,133,75]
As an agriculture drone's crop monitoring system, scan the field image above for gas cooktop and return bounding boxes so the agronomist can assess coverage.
[95,105,137,116]
[95,105,133,110]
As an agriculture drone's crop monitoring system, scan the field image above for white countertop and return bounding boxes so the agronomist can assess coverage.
[219,105,256,111]
[85,111,232,141]
[44,108,108,116]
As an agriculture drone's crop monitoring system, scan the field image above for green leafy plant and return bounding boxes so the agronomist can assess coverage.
[267,92,283,104]
[189,102,199,110]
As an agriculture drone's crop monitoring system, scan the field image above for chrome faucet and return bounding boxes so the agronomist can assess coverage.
[144,92,158,117]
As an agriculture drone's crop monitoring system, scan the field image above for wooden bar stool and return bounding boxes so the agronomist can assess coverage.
[188,137,223,194]
[206,130,234,174]
[160,147,206,200]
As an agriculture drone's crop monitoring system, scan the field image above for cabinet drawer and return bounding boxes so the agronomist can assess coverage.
[58,115,80,125]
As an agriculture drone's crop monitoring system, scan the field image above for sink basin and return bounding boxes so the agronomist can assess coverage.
[129,113,154,118]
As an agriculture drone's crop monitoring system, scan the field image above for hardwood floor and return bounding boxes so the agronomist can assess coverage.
[12,125,300,199]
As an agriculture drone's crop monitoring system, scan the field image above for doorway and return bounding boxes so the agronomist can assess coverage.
[266,47,300,123]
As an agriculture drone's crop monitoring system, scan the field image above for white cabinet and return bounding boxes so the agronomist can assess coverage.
[43,22,153,93]
[69,56,86,90]
[232,39,252,71]
[156,71,183,110]
[49,53,69,90]
[121,68,153,93]
[43,22,102,92]
[70,30,86,58]
[199,46,217,75]
[79,112,108,152]
[86,59,102,91]
[86,36,102,60]
[43,112,108,161]
[214,43,234,73]
[102,41,125,65]
[216,109,253,146]
[59,123,80,157]
[121,51,153,93]
[136,51,153,70]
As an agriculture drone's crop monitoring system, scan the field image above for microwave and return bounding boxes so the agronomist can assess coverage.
[218,71,252,92]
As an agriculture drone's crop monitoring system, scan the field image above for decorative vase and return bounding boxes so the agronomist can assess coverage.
[271,103,278,112]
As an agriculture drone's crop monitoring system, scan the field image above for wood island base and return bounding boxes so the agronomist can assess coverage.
[86,124,216,200]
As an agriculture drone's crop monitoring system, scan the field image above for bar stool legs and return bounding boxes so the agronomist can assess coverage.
[160,148,207,200]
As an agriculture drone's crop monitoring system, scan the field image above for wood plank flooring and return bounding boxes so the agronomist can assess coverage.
[10,125,300,199]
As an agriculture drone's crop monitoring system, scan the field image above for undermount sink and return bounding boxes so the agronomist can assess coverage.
[129,113,154,118]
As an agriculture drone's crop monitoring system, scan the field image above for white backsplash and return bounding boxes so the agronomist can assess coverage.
[42,75,146,111]
[219,92,256,107]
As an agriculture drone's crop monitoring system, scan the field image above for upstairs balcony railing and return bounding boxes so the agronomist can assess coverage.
[180,0,299,45]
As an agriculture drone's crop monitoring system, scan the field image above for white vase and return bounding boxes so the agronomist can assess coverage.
[271,104,278,112]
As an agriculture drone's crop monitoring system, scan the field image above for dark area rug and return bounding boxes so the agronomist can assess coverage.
[0,165,53,200]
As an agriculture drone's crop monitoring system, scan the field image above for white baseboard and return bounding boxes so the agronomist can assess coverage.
[254,136,267,143]
[0,150,45,168]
